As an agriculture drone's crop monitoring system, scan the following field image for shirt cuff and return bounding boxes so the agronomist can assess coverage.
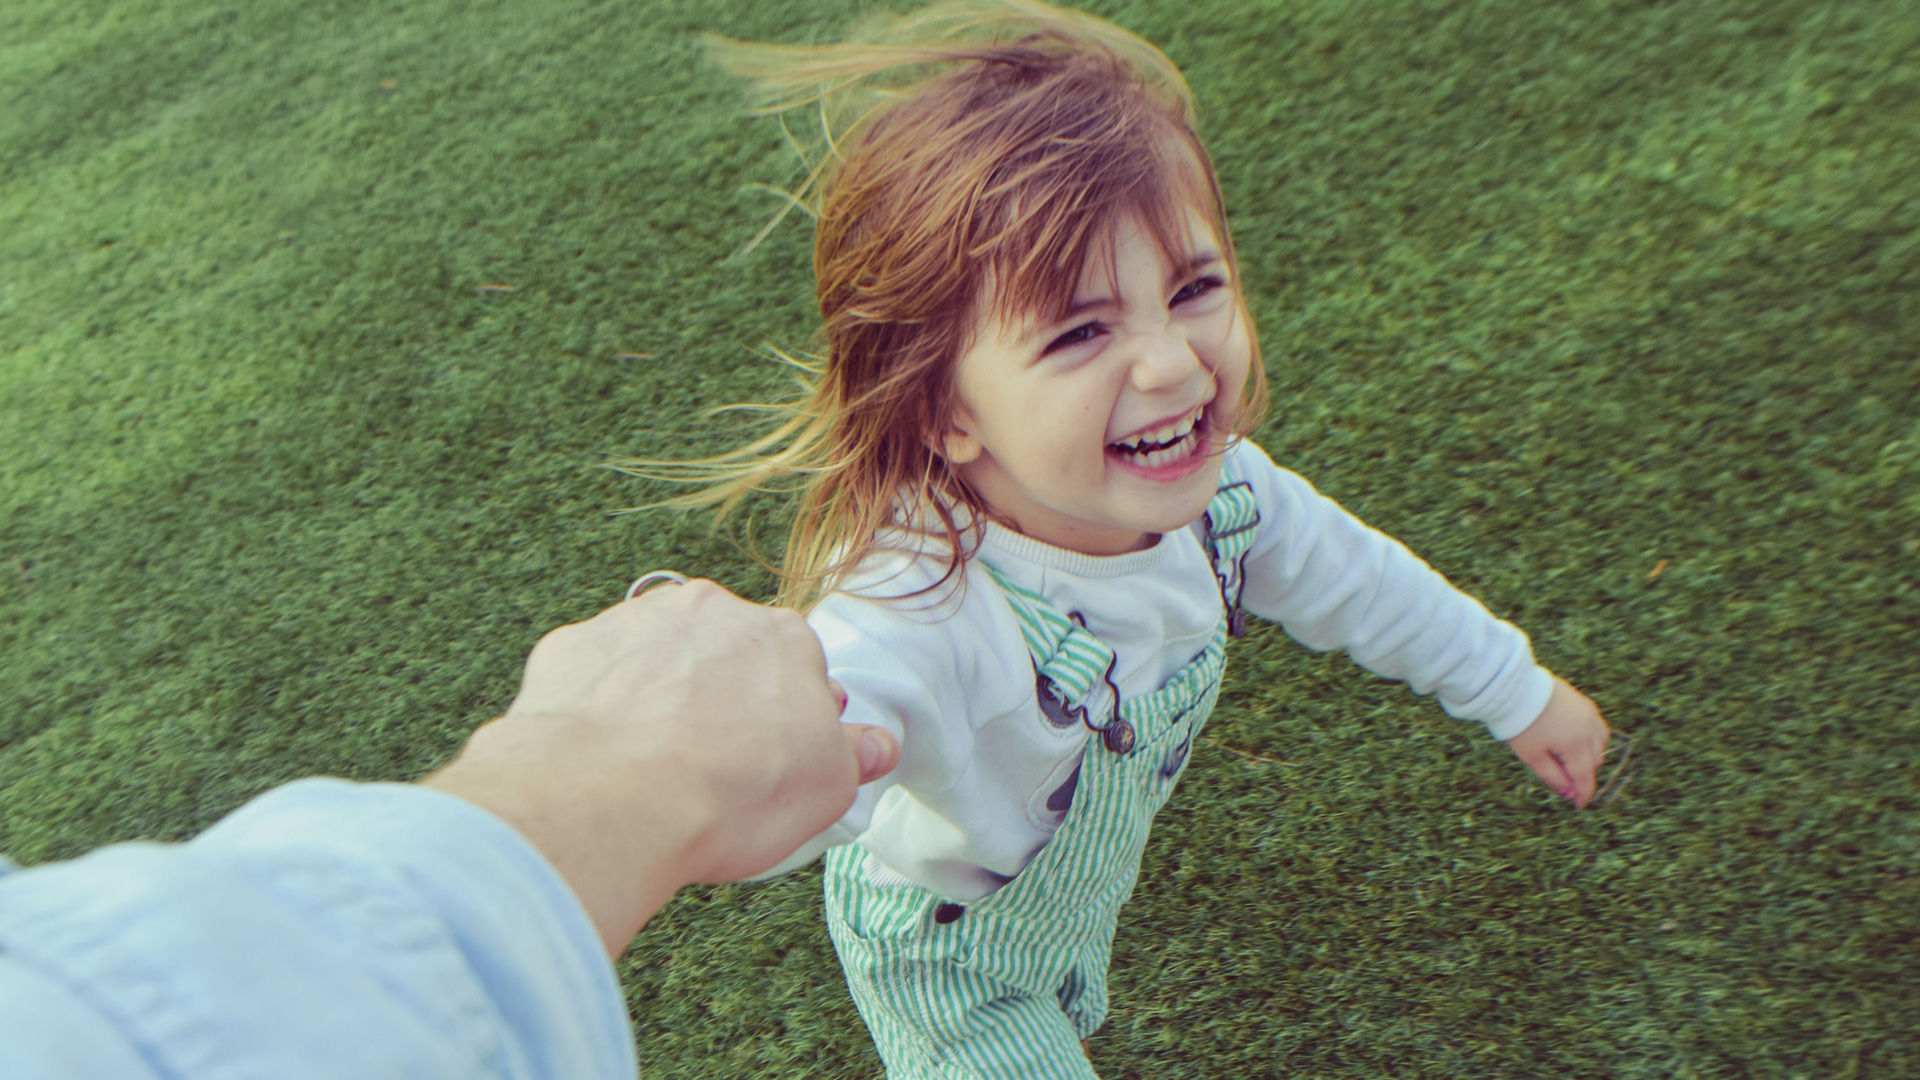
[1482,665,1557,741]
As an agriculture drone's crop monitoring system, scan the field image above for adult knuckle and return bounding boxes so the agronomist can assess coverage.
[539,621,583,651]
[691,580,745,613]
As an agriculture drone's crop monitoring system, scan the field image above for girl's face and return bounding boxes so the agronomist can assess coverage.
[941,206,1253,556]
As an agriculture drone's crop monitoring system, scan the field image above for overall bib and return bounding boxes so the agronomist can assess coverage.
[822,480,1260,1079]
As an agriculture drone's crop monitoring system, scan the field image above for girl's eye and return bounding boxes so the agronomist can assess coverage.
[1043,321,1104,355]
[1171,274,1226,306]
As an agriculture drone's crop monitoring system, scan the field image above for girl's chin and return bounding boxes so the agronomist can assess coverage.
[1114,472,1229,538]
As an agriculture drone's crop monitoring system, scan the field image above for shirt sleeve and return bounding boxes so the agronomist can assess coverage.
[1229,442,1554,739]
[753,551,1033,880]
[0,779,637,1080]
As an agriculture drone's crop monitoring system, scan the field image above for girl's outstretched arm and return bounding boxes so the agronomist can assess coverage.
[1503,677,1611,807]
[1228,441,1554,740]
[1224,440,1609,807]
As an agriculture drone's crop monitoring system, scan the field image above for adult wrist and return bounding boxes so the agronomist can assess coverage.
[422,722,712,953]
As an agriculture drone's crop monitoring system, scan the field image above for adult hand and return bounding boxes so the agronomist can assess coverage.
[426,579,899,954]
[1505,676,1610,808]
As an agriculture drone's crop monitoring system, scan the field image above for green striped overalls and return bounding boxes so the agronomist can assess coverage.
[822,479,1260,1079]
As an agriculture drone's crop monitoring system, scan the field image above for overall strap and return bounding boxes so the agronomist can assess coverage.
[1201,473,1260,638]
[978,562,1117,714]
[976,470,1260,755]
[979,560,1137,754]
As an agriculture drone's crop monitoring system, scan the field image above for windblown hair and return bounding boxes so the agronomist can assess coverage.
[620,0,1267,608]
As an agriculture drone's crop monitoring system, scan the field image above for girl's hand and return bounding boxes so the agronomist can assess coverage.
[1505,677,1611,807]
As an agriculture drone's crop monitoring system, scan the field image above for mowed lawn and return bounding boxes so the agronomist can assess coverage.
[2,0,1915,1077]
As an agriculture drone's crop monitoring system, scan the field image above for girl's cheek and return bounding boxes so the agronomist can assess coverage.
[1208,324,1254,392]
[1189,308,1237,352]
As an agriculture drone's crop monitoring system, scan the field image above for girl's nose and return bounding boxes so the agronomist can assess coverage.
[1128,327,1206,393]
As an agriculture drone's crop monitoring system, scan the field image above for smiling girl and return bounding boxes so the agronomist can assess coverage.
[631,2,1610,1076]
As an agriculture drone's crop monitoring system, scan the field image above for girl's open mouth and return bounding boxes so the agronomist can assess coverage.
[1107,406,1211,475]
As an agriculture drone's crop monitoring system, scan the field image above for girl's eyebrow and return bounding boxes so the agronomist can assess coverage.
[1181,251,1225,276]
[1059,293,1118,320]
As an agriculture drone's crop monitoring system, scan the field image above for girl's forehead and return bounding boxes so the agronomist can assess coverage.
[983,203,1226,327]
[1076,208,1222,284]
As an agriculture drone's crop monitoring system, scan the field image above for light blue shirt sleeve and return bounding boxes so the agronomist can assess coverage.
[0,778,638,1080]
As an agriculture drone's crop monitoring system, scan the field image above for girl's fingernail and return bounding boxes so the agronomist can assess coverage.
[1560,788,1575,799]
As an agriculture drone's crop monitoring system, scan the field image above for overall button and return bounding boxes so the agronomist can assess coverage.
[934,903,965,925]
[1103,719,1136,755]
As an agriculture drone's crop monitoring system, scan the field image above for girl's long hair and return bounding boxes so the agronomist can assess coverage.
[618,0,1267,609]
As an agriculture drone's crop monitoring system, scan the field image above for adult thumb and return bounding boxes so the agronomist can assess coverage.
[847,725,901,785]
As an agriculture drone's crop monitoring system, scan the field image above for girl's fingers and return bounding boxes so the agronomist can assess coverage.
[1540,751,1581,805]
[1568,757,1596,808]
[1560,742,1607,807]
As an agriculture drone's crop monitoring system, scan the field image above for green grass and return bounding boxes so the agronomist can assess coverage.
[3,0,1915,1077]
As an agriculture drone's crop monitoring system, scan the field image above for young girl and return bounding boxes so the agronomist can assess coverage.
[639,2,1610,1075]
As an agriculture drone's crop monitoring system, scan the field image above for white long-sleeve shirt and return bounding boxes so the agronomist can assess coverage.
[775,441,1553,901]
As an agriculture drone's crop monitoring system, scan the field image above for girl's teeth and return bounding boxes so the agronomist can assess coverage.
[1108,408,1210,468]
[1115,410,1200,452]
[1130,430,1196,468]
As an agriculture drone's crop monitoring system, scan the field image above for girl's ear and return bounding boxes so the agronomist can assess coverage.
[934,406,984,465]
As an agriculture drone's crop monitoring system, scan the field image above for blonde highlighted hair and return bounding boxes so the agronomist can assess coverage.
[620,0,1267,608]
